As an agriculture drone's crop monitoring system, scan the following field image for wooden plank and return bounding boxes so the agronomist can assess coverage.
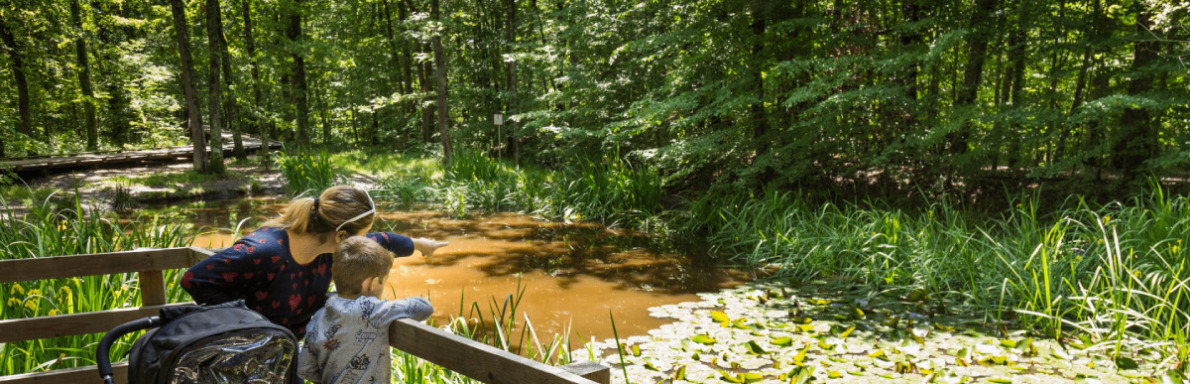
[389,319,603,384]
[0,362,127,384]
[0,248,193,283]
[0,303,191,343]
[560,361,611,384]
[138,270,167,306]
[188,246,217,265]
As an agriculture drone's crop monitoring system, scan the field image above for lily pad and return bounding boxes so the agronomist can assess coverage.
[839,325,856,340]
[1115,356,1139,370]
[744,340,767,355]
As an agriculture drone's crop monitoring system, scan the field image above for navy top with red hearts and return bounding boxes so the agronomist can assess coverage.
[180,227,414,338]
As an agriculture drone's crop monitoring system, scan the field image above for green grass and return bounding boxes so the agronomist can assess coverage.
[0,188,196,376]
[347,148,664,228]
[107,169,246,188]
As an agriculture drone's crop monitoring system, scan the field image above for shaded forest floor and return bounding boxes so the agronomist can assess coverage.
[4,156,283,213]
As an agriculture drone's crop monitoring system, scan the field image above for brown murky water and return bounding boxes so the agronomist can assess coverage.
[159,198,751,342]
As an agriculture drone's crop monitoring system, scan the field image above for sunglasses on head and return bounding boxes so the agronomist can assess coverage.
[335,189,375,233]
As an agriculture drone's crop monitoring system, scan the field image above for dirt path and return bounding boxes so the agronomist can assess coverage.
[10,157,284,212]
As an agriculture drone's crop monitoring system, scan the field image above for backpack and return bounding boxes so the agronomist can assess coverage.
[98,300,297,384]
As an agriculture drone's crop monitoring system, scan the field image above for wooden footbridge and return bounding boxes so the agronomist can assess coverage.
[0,247,611,384]
[0,133,280,175]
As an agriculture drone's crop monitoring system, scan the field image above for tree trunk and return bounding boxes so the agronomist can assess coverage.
[243,0,267,162]
[319,84,331,145]
[96,3,132,148]
[948,0,998,157]
[382,0,405,95]
[1113,3,1157,179]
[399,0,415,111]
[431,0,454,163]
[205,0,226,174]
[419,44,435,143]
[213,3,244,160]
[749,0,769,157]
[169,0,207,172]
[1003,5,1028,167]
[71,0,98,150]
[287,0,310,147]
[504,0,519,160]
[0,19,30,157]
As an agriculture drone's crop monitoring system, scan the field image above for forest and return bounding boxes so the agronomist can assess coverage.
[3,0,1190,382]
[0,0,1186,198]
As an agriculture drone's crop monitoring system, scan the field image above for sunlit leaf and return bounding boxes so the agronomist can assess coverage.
[793,349,807,365]
[1115,356,1139,370]
[770,336,793,346]
[744,340,767,355]
[839,325,856,340]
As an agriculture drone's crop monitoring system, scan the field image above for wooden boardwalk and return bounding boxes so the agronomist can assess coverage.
[0,133,280,174]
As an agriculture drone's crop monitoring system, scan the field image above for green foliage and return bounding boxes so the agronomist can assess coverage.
[0,188,196,375]
[4,0,1187,198]
[276,149,337,196]
[683,183,1190,355]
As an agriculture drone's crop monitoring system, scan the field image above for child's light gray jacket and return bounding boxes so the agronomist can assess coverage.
[298,294,433,384]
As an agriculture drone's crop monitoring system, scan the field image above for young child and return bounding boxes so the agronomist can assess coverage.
[297,236,434,384]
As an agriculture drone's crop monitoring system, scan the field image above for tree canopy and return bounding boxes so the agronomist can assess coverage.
[0,0,1186,196]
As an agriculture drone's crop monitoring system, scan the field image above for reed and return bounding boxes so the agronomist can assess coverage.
[683,182,1190,359]
[0,187,196,376]
[276,148,337,195]
[388,280,579,384]
[424,149,662,227]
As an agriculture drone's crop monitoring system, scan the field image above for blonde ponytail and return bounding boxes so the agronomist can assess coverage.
[263,186,375,236]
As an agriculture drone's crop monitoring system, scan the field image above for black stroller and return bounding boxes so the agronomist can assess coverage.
[96,300,297,384]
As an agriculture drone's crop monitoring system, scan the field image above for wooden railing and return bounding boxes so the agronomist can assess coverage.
[0,248,609,384]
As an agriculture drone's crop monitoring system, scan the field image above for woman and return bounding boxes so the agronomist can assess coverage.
[181,185,445,338]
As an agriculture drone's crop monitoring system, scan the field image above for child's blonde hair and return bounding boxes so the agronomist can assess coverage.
[332,236,394,296]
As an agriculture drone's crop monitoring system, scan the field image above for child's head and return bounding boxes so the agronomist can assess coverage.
[333,236,394,297]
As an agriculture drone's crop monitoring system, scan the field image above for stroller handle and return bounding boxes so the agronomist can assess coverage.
[97,316,160,383]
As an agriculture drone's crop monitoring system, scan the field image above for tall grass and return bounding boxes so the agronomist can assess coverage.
[370,148,663,229]
[276,148,337,195]
[387,280,578,384]
[0,189,196,375]
[683,183,1190,360]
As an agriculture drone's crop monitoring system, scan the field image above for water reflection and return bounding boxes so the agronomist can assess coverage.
[124,199,752,341]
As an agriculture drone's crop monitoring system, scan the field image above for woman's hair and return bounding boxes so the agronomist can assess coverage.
[263,185,375,236]
[332,236,394,295]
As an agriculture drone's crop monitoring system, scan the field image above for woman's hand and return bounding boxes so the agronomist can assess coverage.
[412,238,449,257]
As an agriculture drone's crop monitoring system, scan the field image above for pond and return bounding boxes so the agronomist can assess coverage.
[125,197,753,342]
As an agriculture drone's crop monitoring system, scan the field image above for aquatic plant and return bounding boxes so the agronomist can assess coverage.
[682,183,1190,364]
[0,187,196,376]
[580,282,1172,384]
[276,148,337,195]
[387,281,580,384]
